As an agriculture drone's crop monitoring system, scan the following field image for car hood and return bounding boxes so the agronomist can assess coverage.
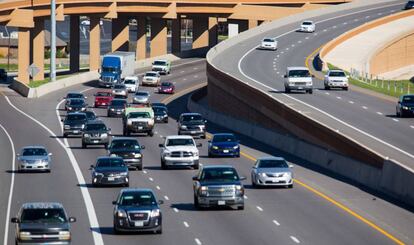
[108,105,125,109]
[95,96,111,100]
[182,121,204,126]
[94,167,128,173]
[118,205,157,212]
[211,142,238,148]
[83,130,108,134]
[256,167,291,174]
[401,102,414,107]
[287,77,312,82]
[110,148,141,154]
[19,222,69,232]
[155,112,167,116]
[68,104,85,108]
[101,72,117,77]
[165,145,197,152]
[328,76,347,81]
[65,119,86,125]
[200,180,242,186]
[19,155,49,161]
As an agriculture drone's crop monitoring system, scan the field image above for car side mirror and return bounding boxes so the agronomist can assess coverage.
[16,153,20,157]
[324,75,328,78]
[68,217,76,223]
[140,145,145,150]
[112,201,117,205]
[208,140,211,143]
[196,143,202,147]
[158,200,164,205]
[239,176,246,181]
[158,144,164,147]
[192,176,198,181]
[284,75,287,78]
[11,217,19,223]
[61,119,64,122]
[312,75,315,78]
[90,165,94,169]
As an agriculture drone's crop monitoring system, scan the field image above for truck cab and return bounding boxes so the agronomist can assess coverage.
[99,52,135,88]
[123,107,155,136]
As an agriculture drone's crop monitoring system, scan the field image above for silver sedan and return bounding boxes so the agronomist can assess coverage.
[251,157,293,188]
[17,146,52,172]
[112,84,128,98]
[133,91,151,104]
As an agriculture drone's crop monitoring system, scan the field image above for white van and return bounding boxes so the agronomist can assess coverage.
[124,76,139,93]
[284,67,313,94]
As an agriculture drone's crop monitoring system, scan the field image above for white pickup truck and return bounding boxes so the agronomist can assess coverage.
[159,135,201,169]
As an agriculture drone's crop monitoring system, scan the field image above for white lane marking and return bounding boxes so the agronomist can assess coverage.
[290,236,300,243]
[362,106,368,110]
[343,22,348,25]
[193,67,198,70]
[194,75,199,78]
[173,208,179,213]
[291,44,295,47]
[305,36,310,39]
[280,51,284,54]
[5,96,104,244]
[181,70,185,73]
[143,170,147,174]
[349,101,354,104]
[410,125,414,129]
[183,221,189,228]
[156,185,161,190]
[376,112,383,115]
[256,206,263,211]
[336,96,342,100]
[366,16,371,18]
[354,18,359,21]
[277,55,280,57]
[298,40,302,43]
[149,177,154,182]
[164,195,169,200]
[325,92,330,95]
[323,29,327,32]
[286,48,289,50]
[0,124,16,245]
[390,10,396,13]
[183,78,187,81]
[273,220,280,226]
[276,71,280,74]
[377,13,382,15]
[332,25,337,28]
[393,119,399,122]
[314,33,318,36]
[244,195,248,199]
[195,238,202,245]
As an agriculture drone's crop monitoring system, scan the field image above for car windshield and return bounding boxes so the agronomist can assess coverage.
[213,135,237,143]
[154,61,167,66]
[201,168,239,181]
[84,111,96,120]
[153,107,167,113]
[119,191,156,206]
[166,138,194,146]
[124,79,136,84]
[102,67,118,73]
[96,158,125,168]
[111,140,140,149]
[96,92,111,97]
[69,99,84,105]
[161,82,172,86]
[145,72,157,77]
[85,123,106,131]
[22,148,47,156]
[258,159,289,168]
[402,95,414,102]
[20,208,67,223]
[136,92,149,96]
[111,100,126,106]
[67,93,82,99]
[66,114,86,121]
[263,38,274,42]
[302,22,313,25]
[113,85,125,89]
[288,70,310,77]
[329,71,346,77]
[181,115,203,122]
[129,112,150,119]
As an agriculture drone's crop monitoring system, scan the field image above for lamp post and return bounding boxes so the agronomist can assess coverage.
[50,0,56,82]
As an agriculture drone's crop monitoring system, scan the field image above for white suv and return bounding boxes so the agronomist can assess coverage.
[324,70,349,90]
[284,67,313,94]
[124,76,139,93]
[300,21,315,33]
[159,135,201,169]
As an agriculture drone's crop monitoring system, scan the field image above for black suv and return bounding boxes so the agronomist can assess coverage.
[193,165,245,210]
[396,94,414,117]
[108,138,145,170]
[404,0,414,9]
[113,188,163,234]
[153,105,168,123]
[65,98,87,112]
[91,156,129,187]
[11,202,76,245]
[84,110,97,121]
[82,120,111,148]
[107,99,127,117]
[0,68,7,81]
[63,112,88,137]
[177,113,207,138]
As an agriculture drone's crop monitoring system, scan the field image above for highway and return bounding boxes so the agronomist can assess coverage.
[213,0,414,169]
[0,55,413,245]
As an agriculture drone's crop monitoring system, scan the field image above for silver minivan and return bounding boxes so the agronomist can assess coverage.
[284,66,313,94]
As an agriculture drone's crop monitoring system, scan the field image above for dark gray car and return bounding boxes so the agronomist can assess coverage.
[107,99,127,117]
[91,157,129,186]
[11,202,76,245]
[82,120,111,149]
[62,112,87,137]
[177,113,206,138]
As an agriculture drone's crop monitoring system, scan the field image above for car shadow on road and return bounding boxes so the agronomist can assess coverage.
[144,166,195,171]
[91,227,159,236]
[385,114,399,118]
[171,203,238,212]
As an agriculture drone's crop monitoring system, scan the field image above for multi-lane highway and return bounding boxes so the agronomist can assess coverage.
[213,0,414,169]
[0,55,413,245]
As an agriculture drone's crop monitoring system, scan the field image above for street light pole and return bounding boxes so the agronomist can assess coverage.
[50,0,56,82]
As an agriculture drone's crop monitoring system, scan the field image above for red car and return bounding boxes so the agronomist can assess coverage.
[158,82,175,94]
[94,91,113,108]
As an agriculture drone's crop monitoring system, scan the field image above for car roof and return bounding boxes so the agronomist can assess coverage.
[154,59,168,62]
[22,202,64,209]
[112,98,127,102]
[166,135,194,139]
[302,20,313,23]
[125,76,138,79]
[202,165,235,169]
[97,156,123,161]
[96,90,111,93]
[213,133,234,137]
[120,188,155,194]
[257,156,286,161]
[287,66,309,70]
[21,146,47,150]
[146,71,158,74]
[181,112,201,116]
[67,112,86,116]
[112,137,139,142]
[328,69,345,73]
[67,92,83,95]
[86,119,104,125]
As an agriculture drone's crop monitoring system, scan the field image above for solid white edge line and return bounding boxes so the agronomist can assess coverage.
[4,95,104,245]
[290,236,301,243]
[1,124,15,245]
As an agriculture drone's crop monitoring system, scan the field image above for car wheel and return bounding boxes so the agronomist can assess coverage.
[343,87,348,91]
[194,195,200,209]
[161,159,167,170]
[137,165,143,171]
[124,183,130,187]
[148,131,154,137]
[396,110,401,117]
[288,184,293,189]
[164,118,169,123]
[325,86,329,90]
[104,144,109,150]
[308,89,313,94]
[285,87,290,93]
[193,163,199,170]
[208,152,212,158]
[107,112,110,117]
[201,134,206,139]
[237,205,244,210]
[113,226,121,235]
[63,133,68,138]
[82,142,86,149]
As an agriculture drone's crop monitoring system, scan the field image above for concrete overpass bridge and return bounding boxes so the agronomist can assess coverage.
[0,0,348,82]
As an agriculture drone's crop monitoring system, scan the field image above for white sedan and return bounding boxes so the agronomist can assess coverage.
[259,38,278,50]
[324,70,349,90]
[300,21,315,33]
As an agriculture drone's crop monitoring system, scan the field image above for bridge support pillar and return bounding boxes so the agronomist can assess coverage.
[31,18,45,81]
[171,16,181,54]
[70,15,80,73]
[112,15,129,52]
[192,17,218,49]
[17,27,30,84]
[89,16,101,71]
[150,18,167,58]
[136,16,147,60]
[208,17,218,48]
[248,20,258,29]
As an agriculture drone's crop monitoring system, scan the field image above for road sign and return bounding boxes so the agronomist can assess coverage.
[27,64,40,78]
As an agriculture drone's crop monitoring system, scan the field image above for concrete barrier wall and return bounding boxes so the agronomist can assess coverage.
[189,87,414,207]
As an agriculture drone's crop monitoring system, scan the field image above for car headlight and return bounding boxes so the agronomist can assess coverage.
[81,124,85,129]
[212,146,219,150]
[110,154,117,157]
[19,231,31,240]
[163,151,171,157]
[64,125,70,129]
[133,153,142,158]
[233,145,239,149]
[150,209,161,217]
[260,173,266,177]
[284,172,292,177]
[111,108,115,111]
[58,231,71,240]
[117,210,127,218]
[402,106,409,110]
[235,185,244,195]
[67,107,72,110]
[200,125,205,129]
[94,172,103,177]
[193,151,199,157]
[84,133,90,137]
[101,133,108,137]
[148,120,154,126]
[180,125,187,129]
[119,172,128,176]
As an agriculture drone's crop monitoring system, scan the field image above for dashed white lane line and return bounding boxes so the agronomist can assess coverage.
[156,185,161,190]
[183,78,187,81]
[244,195,248,199]
[314,33,318,36]
[180,70,185,73]
[362,106,368,110]
[273,220,280,226]
[377,12,383,15]
[376,112,383,115]
[349,101,354,104]
[291,44,295,47]
[183,221,189,228]
[143,170,147,174]
[366,16,370,18]
[173,208,179,213]
[290,236,300,243]
[195,238,202,245]
[286,48,289,50]
[164,195,169,200]
[393,118,399,122]
[325,92,330,95]
[194,75,199,78]
[305,37,309,39]
[323,29,327,32]
[336,96,342,100]
[276,71,280,74]
[354,18,359,21]
[281,51,284,54]
[256,206,263,212]
[332,25,337,28]
[410,125,414,129]
[193,67,198,70]
[149,177,154,182]
[343,22,348,25]
[298,40,302,43]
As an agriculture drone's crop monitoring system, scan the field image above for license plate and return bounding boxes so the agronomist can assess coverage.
[73,130,79,134]
[93,140,99,143]
[138,126,143,130]
[116,111,121,114]
[298,87,303,89]
[223,150,229,153]
[108,177,115,181]
[218,200,225,205]
[191,131,196,134]
[134,221,144,227]
[272,180,280,183]
[102,103,106,105]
